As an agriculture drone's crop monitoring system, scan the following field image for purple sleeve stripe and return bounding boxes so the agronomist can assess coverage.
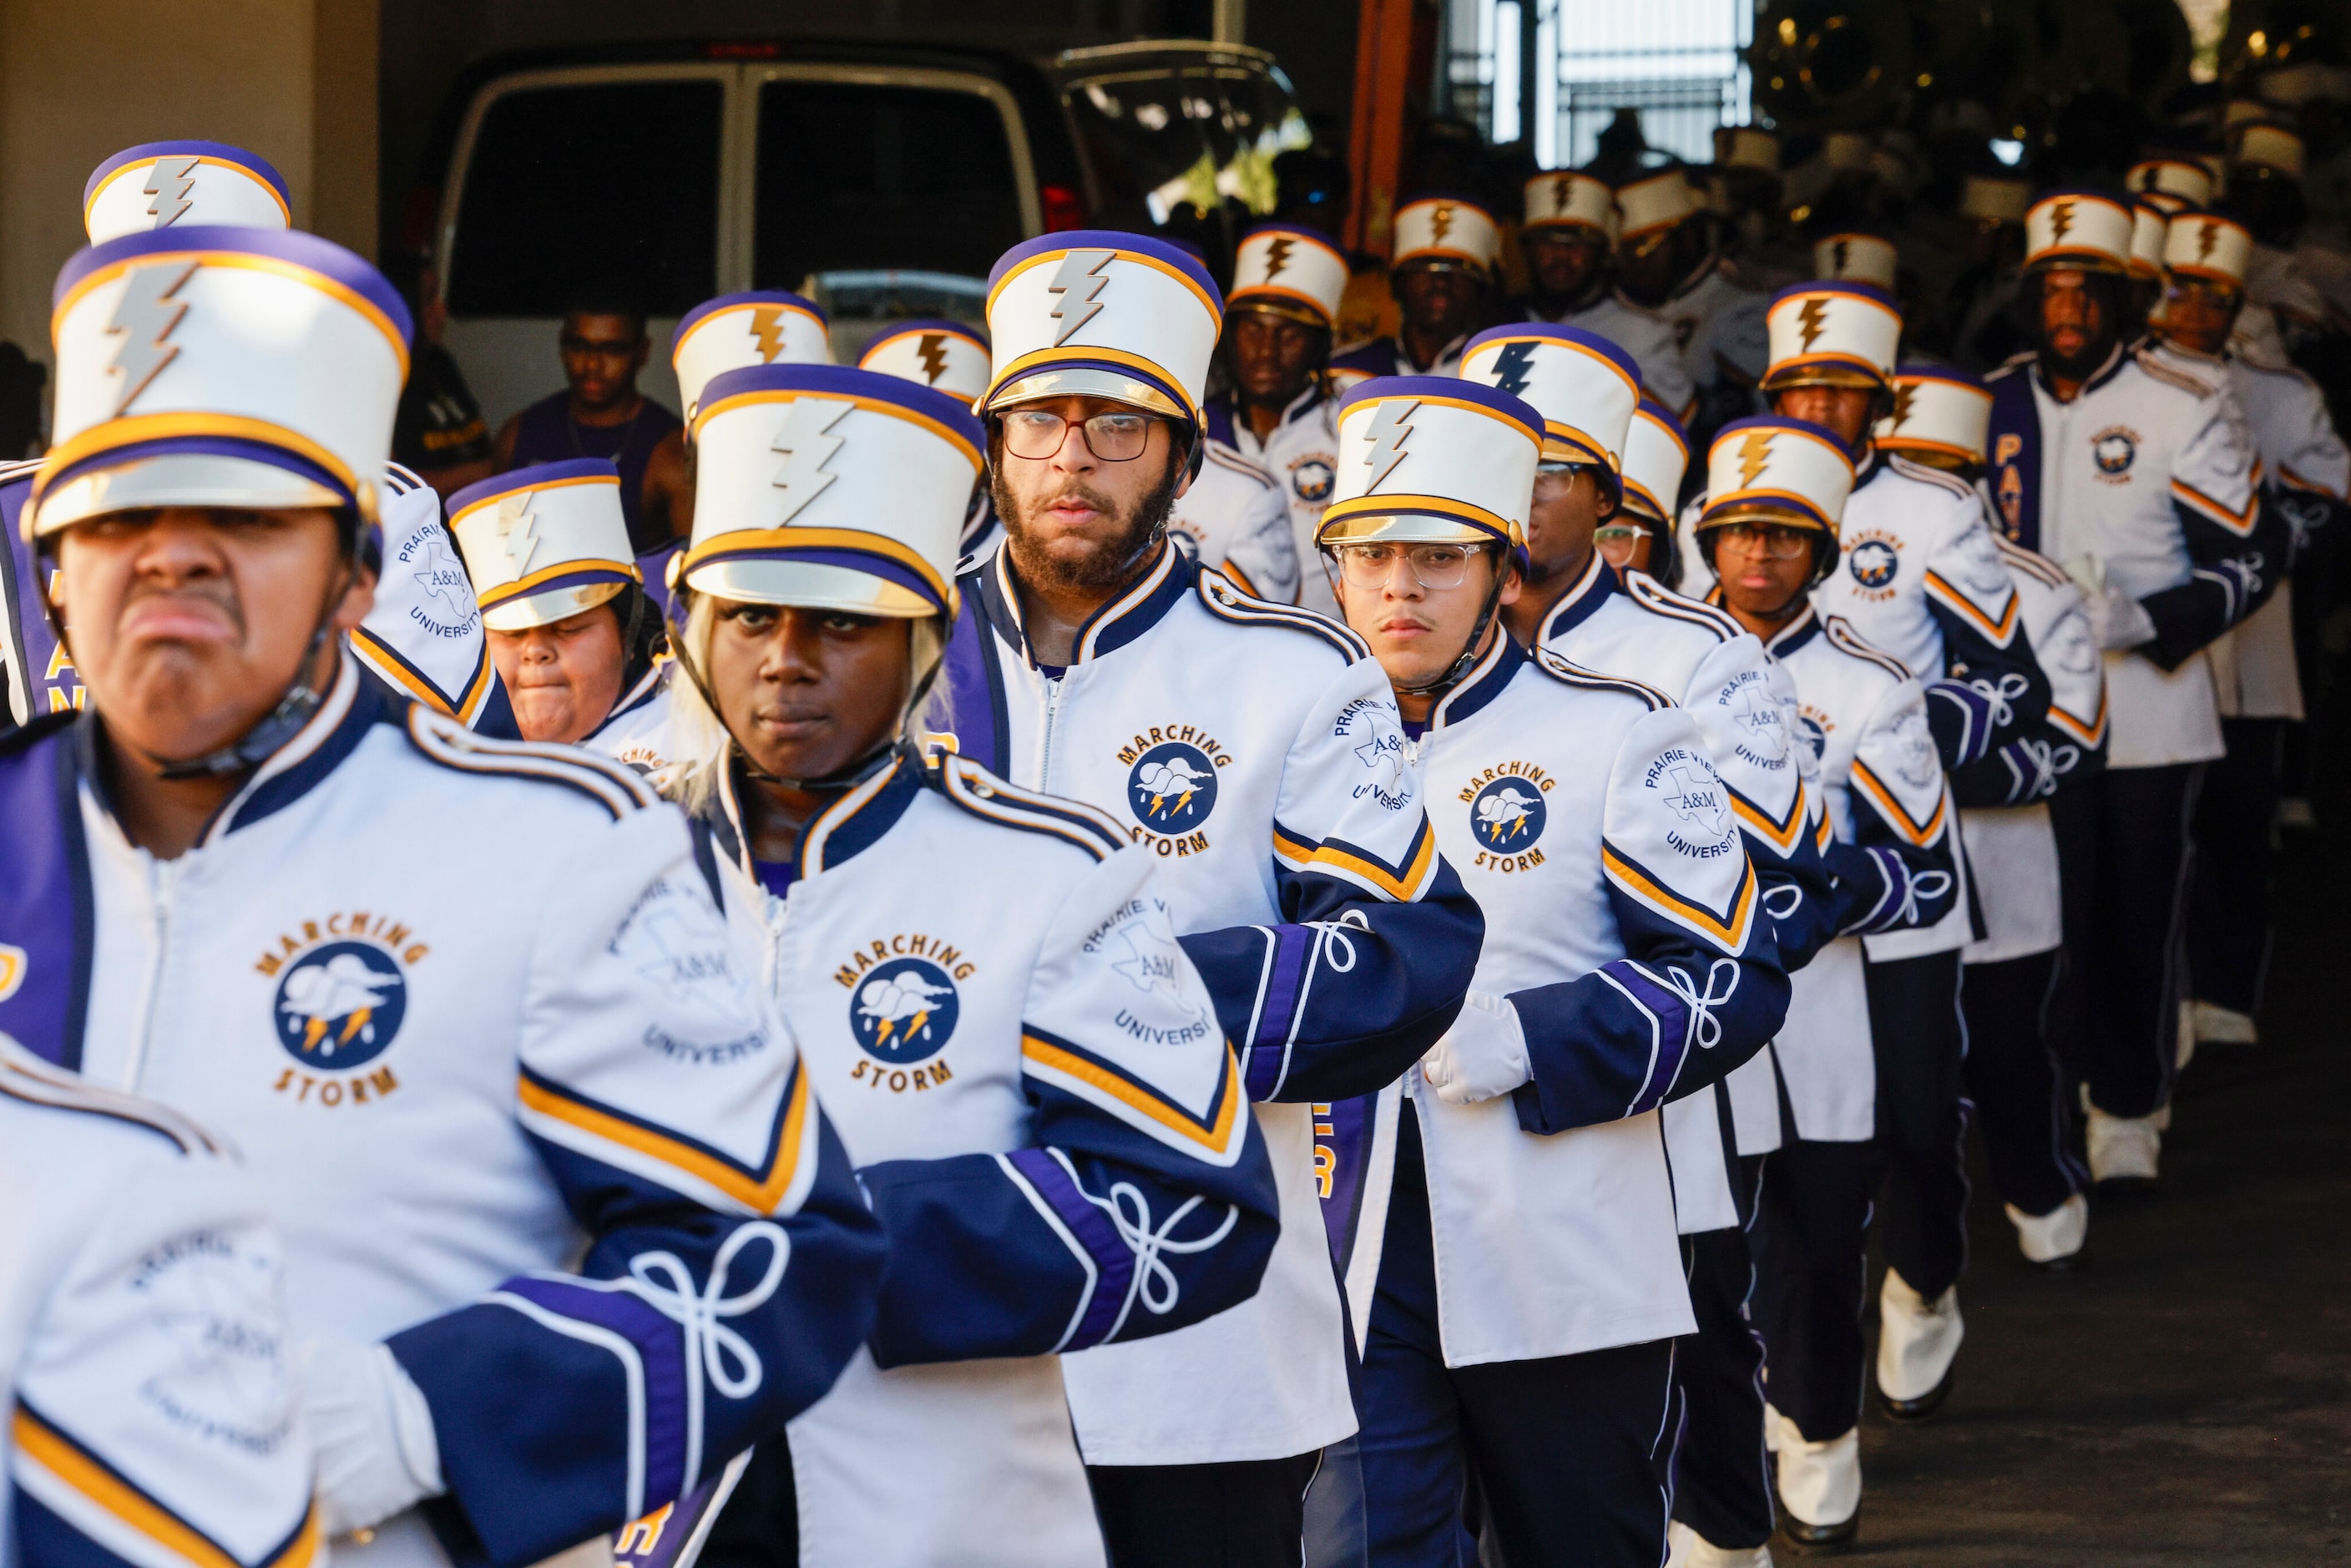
[1244,923,1315,1099]
[1006,1148,1134,1350]
[1604,960,1691,1115]
[1927,680,1993,765]
[1858,847,1908,932]
[503,1275,689,1499]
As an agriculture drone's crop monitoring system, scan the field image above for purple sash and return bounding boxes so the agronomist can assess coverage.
[1314,1092,1380,1271]
[2,478,78,724]
[0,721,93,1066]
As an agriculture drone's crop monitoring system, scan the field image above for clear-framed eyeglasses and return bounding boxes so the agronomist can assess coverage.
[999,407,1159,462]
[1710,521,1814,559]
[1329,540,1484,590]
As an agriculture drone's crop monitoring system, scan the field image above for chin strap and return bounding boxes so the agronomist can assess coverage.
[1391,549,1512,701]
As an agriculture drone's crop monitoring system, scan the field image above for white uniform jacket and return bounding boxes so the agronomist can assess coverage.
[0,1044,316,1568]
[1536,555,1833,1229]
[688,751,1279,1566]
[938,544,1483,1464]
[1764,609,1961,1142]
[1620,267,1769,396]
[1329,331,1468,387]
[1958,539,2108,965]
[586,662,676,776]
[1166,443,1302,606]
[0,662,884,1568]
[1985,345,2282,767]
[351,465,518,738]
[1206,386,1342,617]
[1519,293,1698,422]
[1388,640,1789,1366]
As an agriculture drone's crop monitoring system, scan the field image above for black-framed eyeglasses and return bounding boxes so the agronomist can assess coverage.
[1711,521,1813,559]
[1000,408,1159,463]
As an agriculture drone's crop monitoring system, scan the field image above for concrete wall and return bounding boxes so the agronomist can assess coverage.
[0,0,379,377]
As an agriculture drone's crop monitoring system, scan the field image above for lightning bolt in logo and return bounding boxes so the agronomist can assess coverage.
[1736,431,1775,489]
[2049,200,2075,244]
[2197,220,2221,264]
[495,492,541,577]
[771,398,852,524]
[105,260,200,417]
[1553,175,1575,217]
[1048,249,1115,346]
[1431,203,1456,244]
[1797,296,1831,353]
[1489,340,1539,397]
[1364,400,1416,490]
[914,332,950,385]
[1831,239,1851,276]
[750,306,792,363]
[1888,382,1919,430]
[143,157,200,227]
[1262,234,1295,280]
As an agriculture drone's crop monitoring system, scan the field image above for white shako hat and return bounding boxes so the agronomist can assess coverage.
[2162,206,2255,289]
[857,318,992,402]
[1716,126,1782,174]
[1521,170,1615,235]
[1813,232,1898,290]
[1391,194,1502,276]
[682,364,982,619]
[1615,169,1701,241]
[2127,157,2216,206]
[31,226,411,539]
[1618,395,1691,523]
[83,141,291,244]
[1960,174,2032,225]
[1875,365,1993,468]
[1228,223,1349,328]
[447,459,637,632]
[670,291,832,426]
[2024,189,2135,274]
[1762,281,1901,392]
[982,230,1221,431]
[1317,375,1544,551]
[2129,200,2170,280]
[1459,322,1641,496]
[2236,122,2307,180]
[1697,415,1856,537]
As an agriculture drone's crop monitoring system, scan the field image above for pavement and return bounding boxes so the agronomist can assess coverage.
[1837,826,2351,1565]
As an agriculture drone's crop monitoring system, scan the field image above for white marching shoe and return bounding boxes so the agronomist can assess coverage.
[2192,1000,2258,1045]
[2086,1105,2161,1185]
[1667,1518,1775,1566]
[1874,1268,1962,1421]
[1765,1405,1858,1549]
[2005,1192,2089,1270]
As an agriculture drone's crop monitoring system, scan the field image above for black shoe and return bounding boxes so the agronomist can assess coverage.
[1875,1363,1954,1423]
[2026,1243,2088,1276]
[1776,1501,1859,1553]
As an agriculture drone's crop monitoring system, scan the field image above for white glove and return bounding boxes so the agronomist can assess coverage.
[1418,990,1530,1105]
[300,1338,445,1535]
[2083,586,2156,651]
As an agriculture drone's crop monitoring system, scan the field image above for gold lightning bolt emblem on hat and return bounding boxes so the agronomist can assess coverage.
[2197,220,2221,263]
[1263,235,1295,279]
[1797,296,1831,353]
[1553,175,1575,215]
[2049,200,2075,242]
[751,306,790,363]
[914,332,949,385]
[1431,203,1455,243]
[1737,431,1775,488]
[1888,382,1918,429]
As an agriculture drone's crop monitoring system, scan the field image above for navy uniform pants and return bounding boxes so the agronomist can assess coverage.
[1961,948,2086,1220]
[1670,1147,1774,1550]
[2188,717,2284,1016]
[1360,1109,1676,1566]
[2061,762,2203,1117]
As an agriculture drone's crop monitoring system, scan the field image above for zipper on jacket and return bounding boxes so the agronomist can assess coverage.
[1039,675,1064,793]
[126,857,179,1090]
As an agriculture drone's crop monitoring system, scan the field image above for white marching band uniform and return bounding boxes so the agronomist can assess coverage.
[1516,171,1699,421]
[1329,195,1501,386]
[669,362,1279,1567]
[0,1042,317,1568]
[1611,173,1770,404]
[0,219,884,1568]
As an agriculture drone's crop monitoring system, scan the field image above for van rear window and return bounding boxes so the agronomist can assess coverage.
[448,78,722,317]
[753,81,1024,291]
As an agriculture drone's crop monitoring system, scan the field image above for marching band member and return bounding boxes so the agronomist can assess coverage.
[1206,222,1353,611]
[2146,207,2351,1050]
[0,220,883,1564]
[1331,195,1501,384]
[1811,232,1898,294]
[661,361,1279,1566]
[1686,417,1959,1550]
[941,230,1484,1564]
[1605,395,1696,579]
[1613,171,1769,447]
[0,1041,316,1568]
[1984,190,2279,1185]
[1514,171,1697,420]
[1880,365,2104,1269]
[1459,323,1832,1566]
[857,317,1005,562]
[1317,376,1788,1567]
[448,459,674,771]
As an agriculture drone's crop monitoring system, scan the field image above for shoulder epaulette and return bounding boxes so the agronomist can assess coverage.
[935,755,1126,861]
[1531,646,1672,709]
[403,707,657,820]
[383,462,427,497]
[1821,615,1913,683]
[1625,571,1741,640]
[1196,569,1371,661]
[1203,445,1277,489]
[1984,352,2035,382]
[2133,346,2217,398]
[0,1044,223,1156]
[1887,453,1978,499]
[1995,537,2070,589]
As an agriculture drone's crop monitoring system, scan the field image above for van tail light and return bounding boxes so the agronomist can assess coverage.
[1040,183,1090,232]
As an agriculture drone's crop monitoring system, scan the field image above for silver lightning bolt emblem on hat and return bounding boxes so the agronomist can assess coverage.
[143,157,200,227]
[1365,400,1416,490]
[1048,250,1115,346]
[771,398,852,524]
[105,260,200,417]
[496,492,542,576]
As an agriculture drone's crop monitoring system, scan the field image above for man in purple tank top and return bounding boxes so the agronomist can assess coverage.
[494,280,695,553]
